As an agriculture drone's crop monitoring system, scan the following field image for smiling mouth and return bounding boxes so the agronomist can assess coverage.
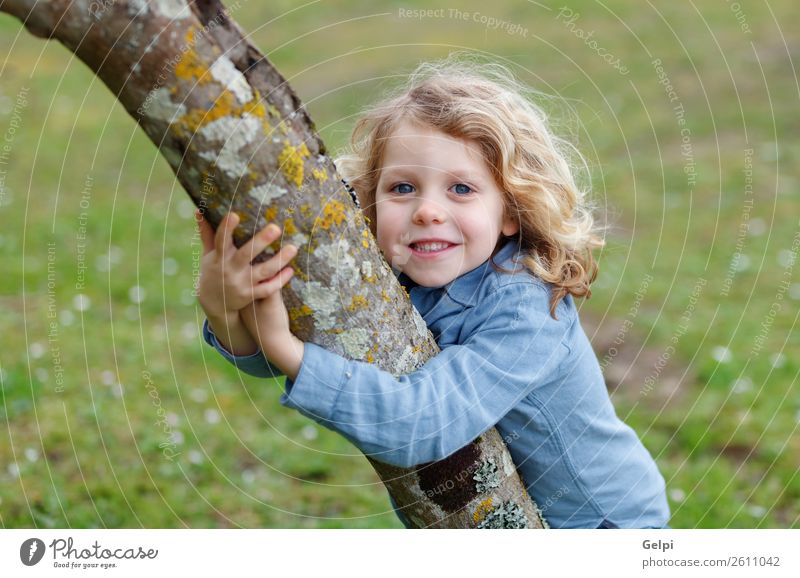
[409,241,457,253]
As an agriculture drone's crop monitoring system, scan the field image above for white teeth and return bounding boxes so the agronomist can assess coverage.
[412,242,451,252]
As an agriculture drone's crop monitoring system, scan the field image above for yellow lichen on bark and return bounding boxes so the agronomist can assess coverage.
[312,168,328,182]
[473,498,494,523]
[278,141,310,188]
[282,217,298,236]
[347,294,368,311]
[263,206,279,223]
[171,28,272,136]
[289,304,313,322]
[313,199,347,231]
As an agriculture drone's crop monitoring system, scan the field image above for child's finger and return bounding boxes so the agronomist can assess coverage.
[195,210,215,255]
[252,266,294,299]
[214,211,239,257]
[252,244,297,281]
[238,222,282,265]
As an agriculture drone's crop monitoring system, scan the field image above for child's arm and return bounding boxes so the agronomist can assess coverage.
[195,210,297,372]
[250,275,573,469]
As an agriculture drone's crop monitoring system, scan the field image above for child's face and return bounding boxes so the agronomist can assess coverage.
[375,121,519,287]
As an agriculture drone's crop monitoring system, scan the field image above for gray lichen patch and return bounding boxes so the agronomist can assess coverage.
[128,0,150,17]
[473,459,501,494]
[301,281,339,331]
[339,328,370,360]
[210,56,253,104]
[154,0,190,19]
[142,87,186,124]
[198,114,260,178]
[476,500,529,529]
[412,309,428,340]
[248,183,287,206]
[288,232,309,249]
[360,260,372,280]
[392,345,416,375]
[315,239,358,286]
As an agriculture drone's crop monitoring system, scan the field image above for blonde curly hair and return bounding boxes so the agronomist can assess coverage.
[336,55,604,318]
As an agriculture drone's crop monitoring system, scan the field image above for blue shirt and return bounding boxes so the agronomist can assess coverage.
[202,240,670,528]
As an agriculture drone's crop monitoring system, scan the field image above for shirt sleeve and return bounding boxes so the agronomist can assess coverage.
[279,282,574,468]
[202,318,284,379]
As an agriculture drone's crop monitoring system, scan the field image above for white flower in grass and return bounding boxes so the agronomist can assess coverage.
[188,450,203,465]
[59,309,75,326]
[162,257,179,276]
[789,284,800,301]
[190,388,208,403]
[732,377,753,394]
[777,250,796,268]
[101,370,115,386]
[7,462,20,478]
[73,294,91,311]
[711,346,732,363]
[204,409,220,424]
[129,285,146,304]
[95,255,110,272]
[166,412,180,426]
[24,448,39,462]
[171,431,184,445]
[241,469,256,484]
[747,218,766,236]
[34,368,48,383]
[301,425,318,441]
[669,488,685,502]
[29,342,45,359]
[733,254,750,272]
[769,353,786,368]
[747,504,767,518]
[108,245,123,264]
[180,289,196,307]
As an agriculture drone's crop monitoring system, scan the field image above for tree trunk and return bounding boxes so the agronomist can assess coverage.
[2,0,546,528]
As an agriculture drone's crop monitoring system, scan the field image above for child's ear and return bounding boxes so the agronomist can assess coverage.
[501,214,520,237]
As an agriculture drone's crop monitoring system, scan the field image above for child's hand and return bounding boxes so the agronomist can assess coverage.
[195,209,297,329]
[197,211,297,318]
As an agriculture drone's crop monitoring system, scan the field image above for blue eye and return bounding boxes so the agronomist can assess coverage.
[452,183,473,195]
[392,183,415,194]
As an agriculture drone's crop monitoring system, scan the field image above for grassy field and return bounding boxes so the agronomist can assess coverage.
[0,0,798,528]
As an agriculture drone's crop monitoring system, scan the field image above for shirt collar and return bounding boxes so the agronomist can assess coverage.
[395,238,524,308]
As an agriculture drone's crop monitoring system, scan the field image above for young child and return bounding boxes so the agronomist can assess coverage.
[196,58,670,529]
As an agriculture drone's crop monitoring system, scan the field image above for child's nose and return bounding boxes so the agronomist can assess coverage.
[412,197,446,225]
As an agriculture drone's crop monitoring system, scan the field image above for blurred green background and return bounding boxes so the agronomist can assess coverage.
[1,0,798,528]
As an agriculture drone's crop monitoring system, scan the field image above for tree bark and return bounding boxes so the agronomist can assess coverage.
[2,0,547,528]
